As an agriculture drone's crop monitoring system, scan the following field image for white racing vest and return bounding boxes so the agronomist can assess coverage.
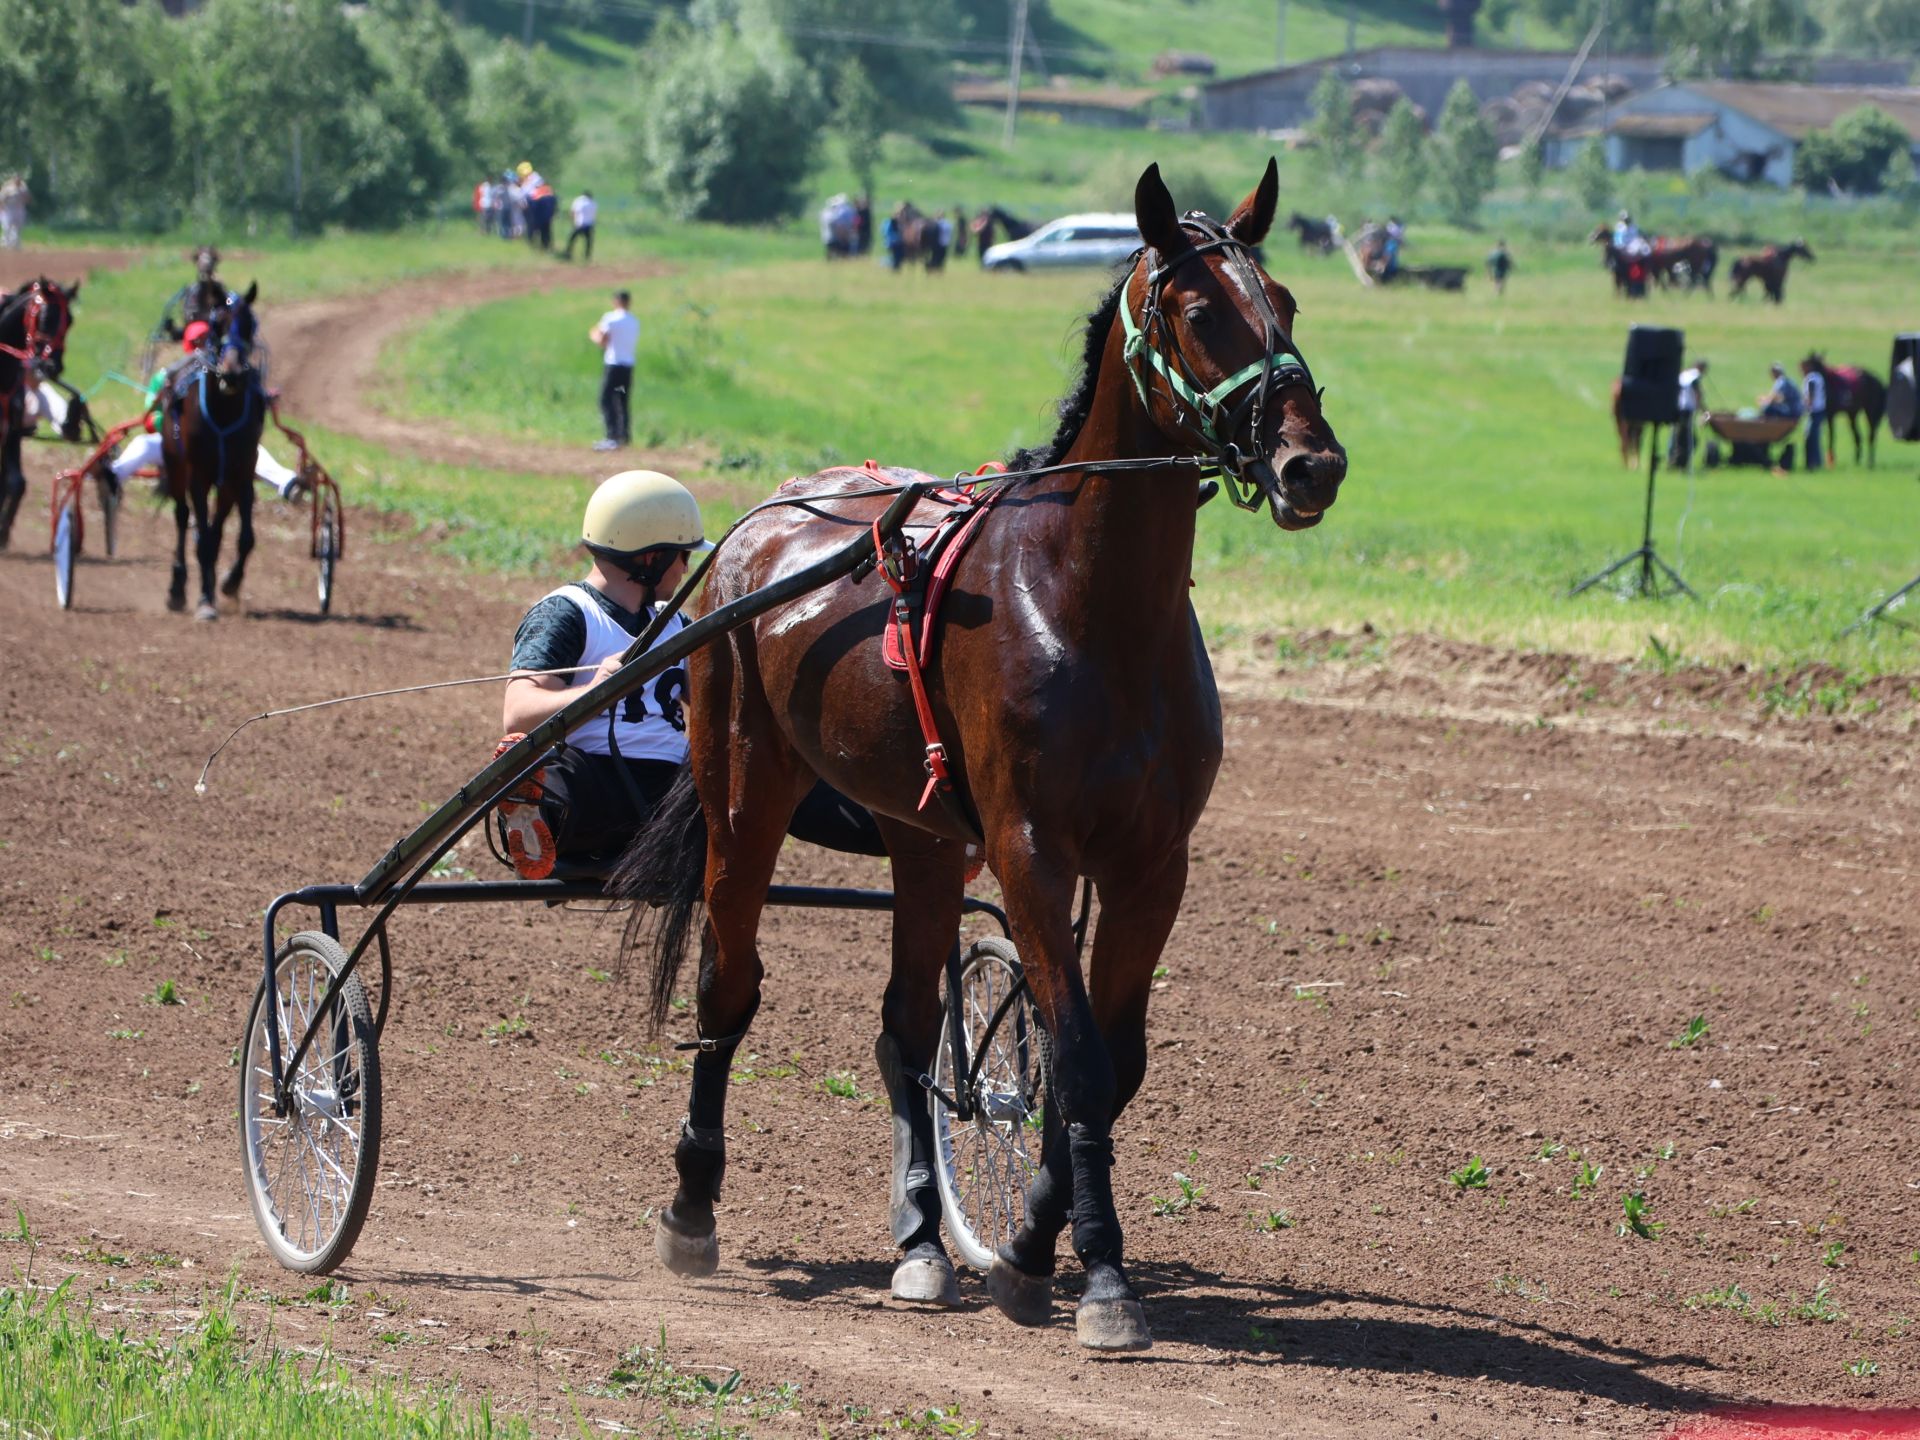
[548,583,691,761]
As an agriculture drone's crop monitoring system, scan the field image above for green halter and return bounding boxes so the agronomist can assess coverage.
[1119,297,1299,447]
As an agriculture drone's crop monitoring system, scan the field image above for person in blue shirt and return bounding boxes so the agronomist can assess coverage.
[1760,362,1802,420]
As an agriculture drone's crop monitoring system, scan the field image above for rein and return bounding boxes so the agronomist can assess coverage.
[1120,213,1320,512]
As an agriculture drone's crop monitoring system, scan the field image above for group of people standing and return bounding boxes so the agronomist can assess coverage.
[1669,356,1838,472]
[473,164,597,261]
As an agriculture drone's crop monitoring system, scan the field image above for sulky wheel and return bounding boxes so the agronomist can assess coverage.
[314,487,339,616]
[931,937,1046,1271]
[238,931,382,1273]
[52,489,78,610]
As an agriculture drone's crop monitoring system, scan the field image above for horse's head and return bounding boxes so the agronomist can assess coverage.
[1588,224,1610,246]
[1787,239,1815,262]
[1125,160,1345,530]
[212,281,259,387]
[7,277,79,379]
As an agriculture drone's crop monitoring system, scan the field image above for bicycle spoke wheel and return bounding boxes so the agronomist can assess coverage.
[315,500,338,616]
[932,937,1045,1271]
[239,932,381,1273]
[52,494,77,610]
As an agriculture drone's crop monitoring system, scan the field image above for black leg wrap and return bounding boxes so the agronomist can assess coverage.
[873,1033,945,1251]
[1067,1123,1123,1271]
[664,1121,726,1234]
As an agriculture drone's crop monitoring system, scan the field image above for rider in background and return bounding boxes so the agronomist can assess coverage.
[1612,210,1643,252]
[159,246,222,339]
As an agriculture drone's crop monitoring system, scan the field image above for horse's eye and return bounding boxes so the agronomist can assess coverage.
[1184,306,1213,330]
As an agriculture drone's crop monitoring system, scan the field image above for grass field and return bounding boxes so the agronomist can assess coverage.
[381,229,1920,674]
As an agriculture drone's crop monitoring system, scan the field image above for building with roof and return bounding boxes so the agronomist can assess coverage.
[952,81,1158,130]
[1603,81,1920,186]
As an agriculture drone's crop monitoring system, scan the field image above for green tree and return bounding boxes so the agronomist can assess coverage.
[1376,98,1428,214]
[364,0,474,160]
[468,40,579,176]
[1307,70,1361,184]
[1658,0,1796,78]
[1882,145,1920,214]
[637,18,825,223]
[1430,80,1497,226]
[1570,136,1614,212]
[1828,0,1920,51]
[1518,135,1546,198]
[1793,106,1913,195]
[1524,0,1660,52]
[834,56,886,201]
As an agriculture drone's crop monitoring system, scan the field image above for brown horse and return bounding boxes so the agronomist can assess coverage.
[1588,225,1641,298]
[160,282,267,620]
[1729,240,1812,303]
[615,160,1345,1352]
[0,277,78,549]
[1803,352,1886,467]
[892,203,948,271]
[1609,377,1644,468]
[1647,235,1718,293]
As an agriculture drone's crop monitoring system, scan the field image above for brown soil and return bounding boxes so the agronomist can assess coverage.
[0,248,139,292]
[270,261,709,481]
[5,255,1920,1439]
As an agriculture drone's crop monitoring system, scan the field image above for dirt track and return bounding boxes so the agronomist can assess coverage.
[5,256,1920,1438]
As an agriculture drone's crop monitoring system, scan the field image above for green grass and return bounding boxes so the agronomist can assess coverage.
[0,1275,528,1439]
[384,227,1920,671]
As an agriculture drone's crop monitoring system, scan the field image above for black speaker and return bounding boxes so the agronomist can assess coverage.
[1619,325,1684,426]
[1890,333,1920,443]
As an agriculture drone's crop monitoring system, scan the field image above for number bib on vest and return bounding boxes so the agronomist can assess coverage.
[550,583,690,761]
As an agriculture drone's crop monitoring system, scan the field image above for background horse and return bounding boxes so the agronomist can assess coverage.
[1729,240,1812,302]
[616,159,1345,1353]
[892,204,949,271]
[160,282,267,620]
[1804,352,1885,467]
[1609,377,1644,468]
[1588,225,1643,298]
[0,277,78,549]
[969,205,1031,262]
[1286,212,1337,254]
[1648,235,1718,293]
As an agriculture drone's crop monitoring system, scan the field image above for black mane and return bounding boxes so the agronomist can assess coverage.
[1007,260,1134,473]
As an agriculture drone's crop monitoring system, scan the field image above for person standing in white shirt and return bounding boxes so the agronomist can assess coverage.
[589,290,640,451]
[564,191,597,261]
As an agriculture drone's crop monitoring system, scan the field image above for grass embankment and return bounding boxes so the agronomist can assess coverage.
[385,236,1920,673]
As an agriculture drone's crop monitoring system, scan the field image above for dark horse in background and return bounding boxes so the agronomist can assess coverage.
[1729,240,1813,302]
[1804,352,1886,467]
[0,277,78,549]
[616,160,1346,1352]
[1647,235,1718,293]
[892,203,949,271]
[1588,226,1643,298]
[969,205,1032,262]
[160,282,267,620]
[1285,211,1337,254]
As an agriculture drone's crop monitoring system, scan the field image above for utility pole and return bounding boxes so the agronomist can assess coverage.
[1023,9,1050,86]
[1003,0,1029,151]
[1276,0,1288,66]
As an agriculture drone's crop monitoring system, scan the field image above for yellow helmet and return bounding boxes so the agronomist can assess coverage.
[516,161,534,178]
[582,470,710,558]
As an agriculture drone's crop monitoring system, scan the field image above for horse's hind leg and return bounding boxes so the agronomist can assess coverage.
[194,486,228,620]
[169,494,190,612]
[870,818,969,1307]
[221,479,255,599]
[656,646,809,1279]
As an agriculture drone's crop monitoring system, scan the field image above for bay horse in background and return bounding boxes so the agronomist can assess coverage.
[1804,352,1886,467]
[1286,212,1337,254]
[0,277,79,549]
[1588,226,1641,298]
[615,159,1346,1353]
[160,282,267,620]
[892,203,949,271]
[1647,235,1718,293]
[1729,240,1813,302]
[1609,376,1644,468]
[969,205,1032,262]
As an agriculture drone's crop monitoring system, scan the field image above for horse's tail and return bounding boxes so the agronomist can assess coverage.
[610,764,708,1030]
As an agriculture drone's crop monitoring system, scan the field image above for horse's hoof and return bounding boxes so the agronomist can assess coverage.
[1075,1297,1152,1352]
[654,1216,718,1279]
[985,1256,1052,1326]
[891,1254,960,1307]
[219,574,242,599]
[193,601,219,623]
[167,593,186,613]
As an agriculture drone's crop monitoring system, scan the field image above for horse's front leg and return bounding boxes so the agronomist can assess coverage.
[221,469,255,599]
[871,818,969,1307]
[169,493,190,612]
[193,484,227,620]
[984,838,1154,1351]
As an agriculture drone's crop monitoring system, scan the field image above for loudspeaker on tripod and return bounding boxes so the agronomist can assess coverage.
[1890,333,1920,443]
[1619,325,1684,426]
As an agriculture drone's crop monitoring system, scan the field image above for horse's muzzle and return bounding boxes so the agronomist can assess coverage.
[1255,448,1347,531]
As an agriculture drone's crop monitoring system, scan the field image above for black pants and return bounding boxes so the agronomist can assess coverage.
[565,223,594,261]
[600,364,632,443]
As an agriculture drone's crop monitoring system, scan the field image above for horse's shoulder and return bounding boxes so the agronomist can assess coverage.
[774,464,938,501]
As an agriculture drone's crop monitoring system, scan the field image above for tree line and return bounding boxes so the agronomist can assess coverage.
[0,0,576,232]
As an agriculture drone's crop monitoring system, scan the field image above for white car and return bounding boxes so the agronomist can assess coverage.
[982,213,1141,272]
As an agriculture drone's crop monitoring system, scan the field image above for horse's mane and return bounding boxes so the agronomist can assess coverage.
[1007,262,1133,473]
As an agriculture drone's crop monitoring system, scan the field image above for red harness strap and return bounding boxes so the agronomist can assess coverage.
[873,513,956,815]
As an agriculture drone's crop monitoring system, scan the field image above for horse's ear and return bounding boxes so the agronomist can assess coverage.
[66,279,81,302]
[243,281,258,305]
[1134,163,1187,260]
[1227,157,1280,246]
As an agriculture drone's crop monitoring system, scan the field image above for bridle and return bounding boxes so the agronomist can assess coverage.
[1120,212,1321,511]
[0,280,72,373]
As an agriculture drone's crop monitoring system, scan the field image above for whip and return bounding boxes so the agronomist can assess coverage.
[194,664,598,795]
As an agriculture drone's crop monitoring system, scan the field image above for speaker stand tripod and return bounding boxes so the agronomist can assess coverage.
[1571,422,1695,599]
[1840,572,1920,637]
